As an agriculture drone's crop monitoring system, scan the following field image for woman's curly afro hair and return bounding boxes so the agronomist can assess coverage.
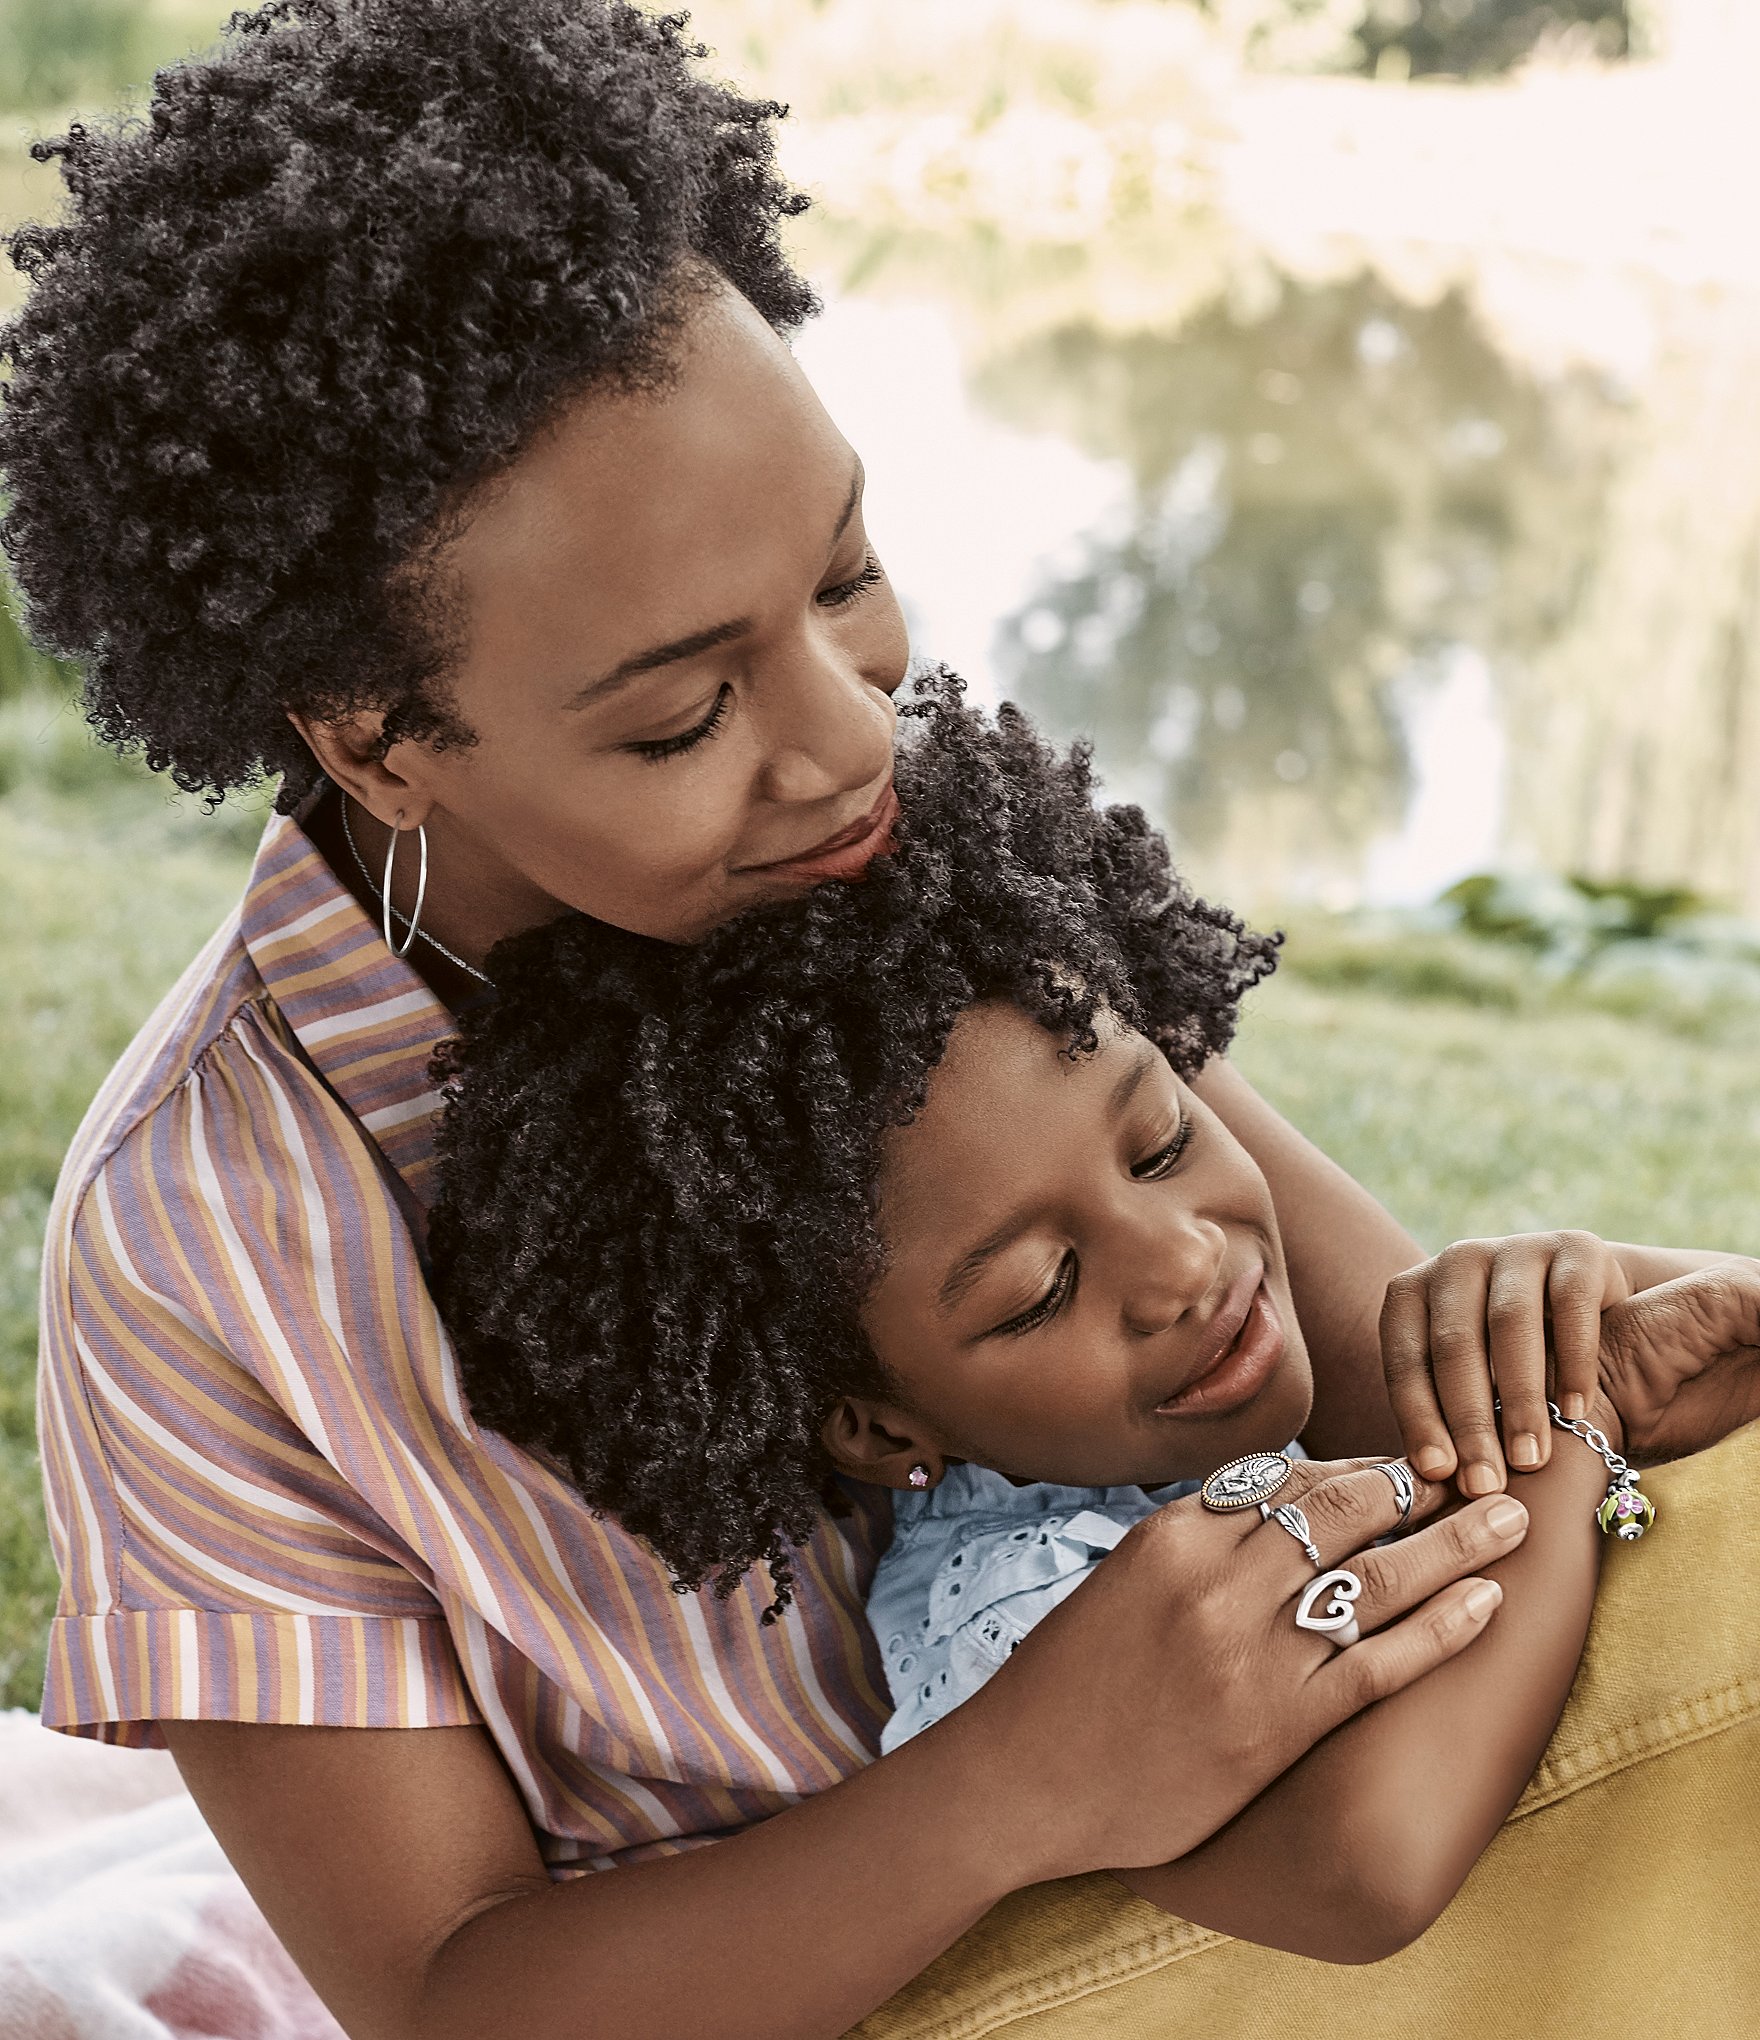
[428,674,1280,1616]
[0,0,817,808]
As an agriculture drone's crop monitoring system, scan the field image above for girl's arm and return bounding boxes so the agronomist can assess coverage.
[1112,1391,1616,1962]
[1193,1058,1413,1458]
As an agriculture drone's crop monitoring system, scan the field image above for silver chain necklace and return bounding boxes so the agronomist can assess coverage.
[338,797,493,987]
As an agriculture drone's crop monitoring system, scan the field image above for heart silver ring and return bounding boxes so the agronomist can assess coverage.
[1295,1569,1363,1649]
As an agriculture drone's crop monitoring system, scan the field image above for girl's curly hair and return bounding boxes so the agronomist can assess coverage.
[428,674,1281,1616]
[0,0,816,808]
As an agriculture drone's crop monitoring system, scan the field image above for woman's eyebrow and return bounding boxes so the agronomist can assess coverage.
[564,456,866,711]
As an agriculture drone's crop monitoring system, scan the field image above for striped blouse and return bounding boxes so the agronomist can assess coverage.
[35,803,895,1874]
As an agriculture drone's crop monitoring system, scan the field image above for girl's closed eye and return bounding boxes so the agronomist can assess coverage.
[986,1120,1194,1339]
[1132,1117,1193,1180]
[991,1251,1077,1340]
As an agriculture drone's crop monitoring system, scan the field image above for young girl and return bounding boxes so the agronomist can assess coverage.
[428,674,1758,1962]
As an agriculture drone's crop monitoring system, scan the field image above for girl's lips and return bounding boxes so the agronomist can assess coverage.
[740,782,899,883]
[1154,1277,1285,1418]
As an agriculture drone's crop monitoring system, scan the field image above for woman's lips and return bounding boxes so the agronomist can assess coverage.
[740,782,899,883]
[1154,1273,1285,1418]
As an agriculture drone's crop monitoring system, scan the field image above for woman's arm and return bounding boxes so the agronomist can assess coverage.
[1112,1394,1616,1962]
[162,1463,1498,2039]
[1194,1058,1416,1457]
[161,1710,1020,2040]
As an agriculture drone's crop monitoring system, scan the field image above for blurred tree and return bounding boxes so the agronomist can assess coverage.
[982,274,1622,900]
[1352,0,1630,76]
[1192,0,1632,75]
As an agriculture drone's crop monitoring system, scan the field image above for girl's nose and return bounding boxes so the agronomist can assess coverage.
[1118,1202,1226,1340]
[758,641,897,807]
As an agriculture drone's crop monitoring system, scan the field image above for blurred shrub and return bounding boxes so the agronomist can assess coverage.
[1281,872,1760,1041]
[1444,869,1716,954]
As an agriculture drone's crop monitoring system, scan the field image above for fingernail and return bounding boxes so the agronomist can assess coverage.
[1415,1446,1452,1478]
[1485,1497,1527,1536]
[1462,1462,1501,1495]
[1463,1581,1502,1622]
[1560,1394,1586,1421]
[1508,1432,1541,1468]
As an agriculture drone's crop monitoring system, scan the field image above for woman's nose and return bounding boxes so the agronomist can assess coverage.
[758,641,896,807]
[1118,1202,1227,1340]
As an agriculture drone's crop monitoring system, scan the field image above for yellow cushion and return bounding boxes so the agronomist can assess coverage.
[850,1418,1760,2038]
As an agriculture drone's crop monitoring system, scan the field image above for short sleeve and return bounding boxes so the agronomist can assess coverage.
[37,1040,483,1749]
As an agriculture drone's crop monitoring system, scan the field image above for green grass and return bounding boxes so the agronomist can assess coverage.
[1233,973,1760,1256]
[2,752,1758,1709]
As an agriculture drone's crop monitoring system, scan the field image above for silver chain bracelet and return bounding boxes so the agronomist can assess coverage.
[1493,1393,1656,1542]
[1546,1399,1655,1541]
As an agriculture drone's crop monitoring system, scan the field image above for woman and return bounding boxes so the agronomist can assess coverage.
[5,6,1753,2036]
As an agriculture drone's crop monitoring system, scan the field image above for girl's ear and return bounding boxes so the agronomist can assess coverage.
[820,1397,945,1491]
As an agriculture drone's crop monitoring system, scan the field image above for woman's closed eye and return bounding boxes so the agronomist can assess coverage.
[624,551,886,763]
[817,548,886,609]
[626,682,733,763]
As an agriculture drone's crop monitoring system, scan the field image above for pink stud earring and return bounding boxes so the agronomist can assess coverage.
[908,1463,931,1490]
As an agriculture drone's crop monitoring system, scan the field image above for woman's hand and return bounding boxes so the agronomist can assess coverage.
[1597,1258,1760,1464]
[1380,1231,1632,1496]
[947,1456,1527,1883]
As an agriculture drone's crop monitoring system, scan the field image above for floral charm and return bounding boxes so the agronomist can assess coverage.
[1597,1479,1656,1541]
[1548,1401,1654,1548]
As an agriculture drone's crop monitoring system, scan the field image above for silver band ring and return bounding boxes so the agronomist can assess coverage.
[1295,1568,1364,1648]
[1202,1451,1294,1512]
[1260,1500,1323,1569]
[1374,1459,1417,1529]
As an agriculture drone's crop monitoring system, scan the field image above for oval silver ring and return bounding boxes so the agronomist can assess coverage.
[1201,1451,1294,1512]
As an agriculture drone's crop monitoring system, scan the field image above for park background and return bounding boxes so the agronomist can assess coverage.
[3,0,1758,1709]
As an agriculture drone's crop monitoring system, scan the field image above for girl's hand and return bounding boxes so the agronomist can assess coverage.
[1380,1232,1632,1496]
[948,1456,1527,1881]
[1597,1258,1760,1464]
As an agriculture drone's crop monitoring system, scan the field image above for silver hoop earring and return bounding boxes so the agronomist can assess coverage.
[382,815,429,959]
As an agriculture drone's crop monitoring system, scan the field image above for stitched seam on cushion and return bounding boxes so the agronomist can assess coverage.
[886,1918,1232,2040]
[1512,1672,1760,1816]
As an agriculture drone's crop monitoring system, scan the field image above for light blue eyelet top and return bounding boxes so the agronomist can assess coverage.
[868,1442,1308,1753]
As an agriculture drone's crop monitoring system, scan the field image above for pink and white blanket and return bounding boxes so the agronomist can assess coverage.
[0,1710,343,2039]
